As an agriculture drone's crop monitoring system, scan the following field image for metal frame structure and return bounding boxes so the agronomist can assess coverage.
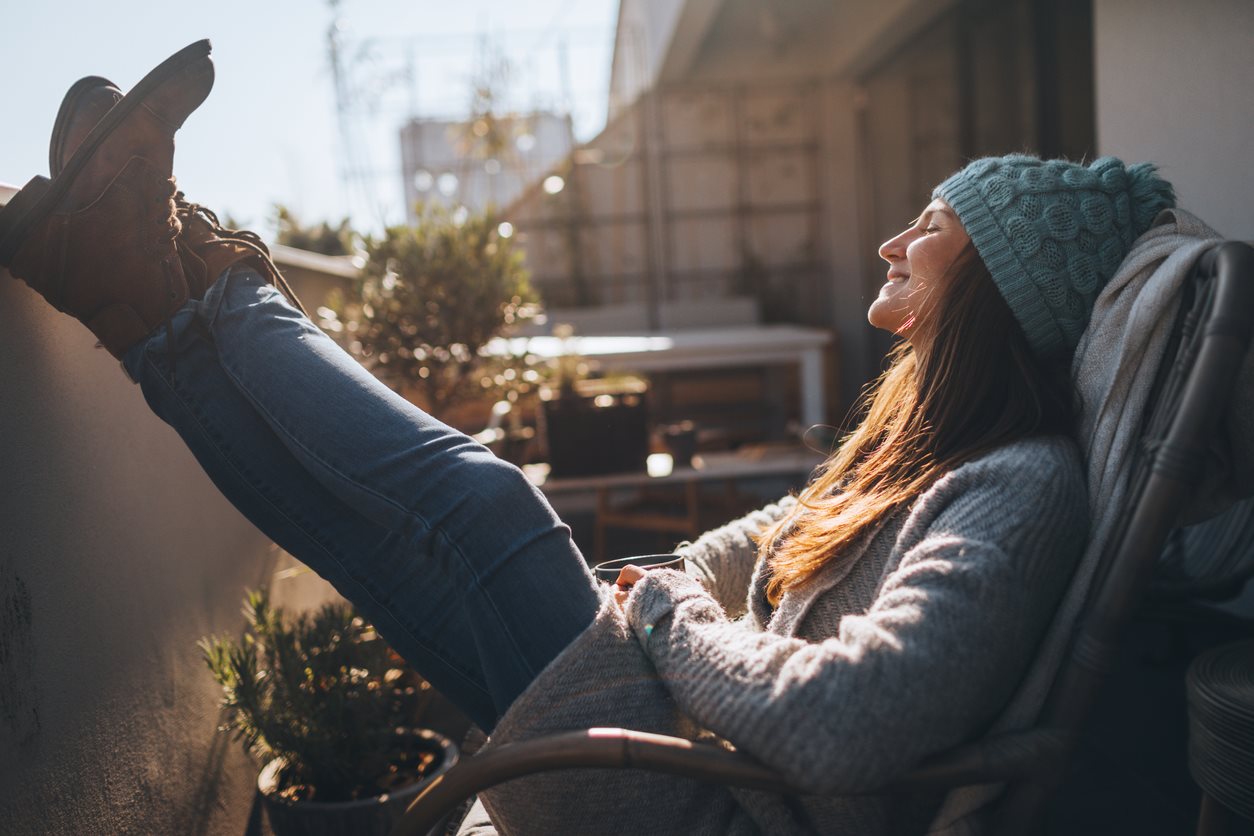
[509,80,830,326]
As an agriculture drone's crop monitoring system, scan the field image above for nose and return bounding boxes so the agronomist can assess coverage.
[879,228,909,263]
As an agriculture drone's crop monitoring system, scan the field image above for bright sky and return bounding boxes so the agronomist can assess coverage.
[0,0,618,235]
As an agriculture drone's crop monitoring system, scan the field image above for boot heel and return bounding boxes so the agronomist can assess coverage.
[50,75,117,175]
[0,176,52,266]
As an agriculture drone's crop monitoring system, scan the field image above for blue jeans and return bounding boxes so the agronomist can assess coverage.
[122,267,602,731]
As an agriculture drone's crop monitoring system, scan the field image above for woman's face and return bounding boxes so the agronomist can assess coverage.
[868,198,972,340]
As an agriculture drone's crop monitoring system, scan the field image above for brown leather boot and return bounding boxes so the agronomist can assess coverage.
[47,75,306,315]
[0,40,213,358]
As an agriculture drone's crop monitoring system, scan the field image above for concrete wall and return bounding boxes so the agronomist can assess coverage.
[1094,0,1254,240]
[509,80,829,325]
[0,263,322,833]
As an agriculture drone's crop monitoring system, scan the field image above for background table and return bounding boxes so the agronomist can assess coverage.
[525,444,825,561]
[491,325,833,429]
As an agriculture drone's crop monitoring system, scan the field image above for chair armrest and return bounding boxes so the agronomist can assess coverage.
[390,726,1070,836]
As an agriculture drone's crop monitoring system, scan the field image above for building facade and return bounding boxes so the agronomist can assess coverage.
[506,0,1253,419]
[399,112,575,222]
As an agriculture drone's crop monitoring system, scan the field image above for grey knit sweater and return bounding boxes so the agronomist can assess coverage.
[478,436,1088,835]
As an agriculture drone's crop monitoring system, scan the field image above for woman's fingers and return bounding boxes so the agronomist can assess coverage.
[611,564,655,609]
[614,564,649,588]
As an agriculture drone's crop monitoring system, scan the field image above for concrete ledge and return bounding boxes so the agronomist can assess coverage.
[0,203,325,833]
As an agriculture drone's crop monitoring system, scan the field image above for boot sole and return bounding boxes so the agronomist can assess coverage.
[0,39,212,266]
[49,75,120,178]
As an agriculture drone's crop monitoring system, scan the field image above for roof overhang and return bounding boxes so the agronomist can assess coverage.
[656,0,728,82]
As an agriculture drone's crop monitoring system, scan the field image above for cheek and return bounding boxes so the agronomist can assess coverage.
[905,240,941,277]
[907,233,969,282]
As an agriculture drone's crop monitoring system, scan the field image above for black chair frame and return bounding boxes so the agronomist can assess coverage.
[392,241,1254,836]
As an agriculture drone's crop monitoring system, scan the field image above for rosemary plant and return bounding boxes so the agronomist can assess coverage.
[200,589,434,802]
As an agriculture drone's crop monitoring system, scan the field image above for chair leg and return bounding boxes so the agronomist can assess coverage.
[594,487,609,564]
[1196,791,1240,836]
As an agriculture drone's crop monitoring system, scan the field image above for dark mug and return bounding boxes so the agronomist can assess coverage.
[593,553,687,584]
[663,420,698,467]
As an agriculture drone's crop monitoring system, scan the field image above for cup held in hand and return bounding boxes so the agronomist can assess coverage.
[593,554,686,584]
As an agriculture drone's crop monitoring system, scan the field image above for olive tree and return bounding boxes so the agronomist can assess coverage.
[317,203,539,423]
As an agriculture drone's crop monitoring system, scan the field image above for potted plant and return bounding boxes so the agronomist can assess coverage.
[533,325,651,477]
[200,589,458,836]
[540,373,651,477]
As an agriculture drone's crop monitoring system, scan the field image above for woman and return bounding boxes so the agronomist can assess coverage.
[0,49,1175,835]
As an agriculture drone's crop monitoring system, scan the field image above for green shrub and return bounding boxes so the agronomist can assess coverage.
[317,203,538,422]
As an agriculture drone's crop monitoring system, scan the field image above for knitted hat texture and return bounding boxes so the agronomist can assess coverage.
[932,154,1175,358]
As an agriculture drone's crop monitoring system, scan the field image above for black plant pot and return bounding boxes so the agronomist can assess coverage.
[543,388,650,478]
[257,728,458,836]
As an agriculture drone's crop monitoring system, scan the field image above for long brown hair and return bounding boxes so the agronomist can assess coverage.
[761,244,1074,605]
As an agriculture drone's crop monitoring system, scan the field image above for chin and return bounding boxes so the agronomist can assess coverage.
[866,304,898,334]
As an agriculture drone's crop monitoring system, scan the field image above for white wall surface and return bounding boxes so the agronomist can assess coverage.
[1094,0,1254,239]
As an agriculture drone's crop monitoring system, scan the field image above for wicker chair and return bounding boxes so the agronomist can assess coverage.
[392,240,1254,836]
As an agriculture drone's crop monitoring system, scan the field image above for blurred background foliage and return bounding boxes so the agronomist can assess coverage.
[317,202,544,425]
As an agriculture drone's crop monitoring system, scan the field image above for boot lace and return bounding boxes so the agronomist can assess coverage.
[160,177,183,381]
[160,178,182,243]
[174,190,308,316]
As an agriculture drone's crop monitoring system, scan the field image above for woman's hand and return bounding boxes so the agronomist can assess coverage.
[611,564,649,608]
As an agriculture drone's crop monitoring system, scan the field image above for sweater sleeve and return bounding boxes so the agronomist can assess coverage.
[624,440,1087,794]
[677,495,797,619]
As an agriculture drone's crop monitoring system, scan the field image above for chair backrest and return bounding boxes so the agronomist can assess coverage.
[393,241,1254,836]
[994,240,1254,829]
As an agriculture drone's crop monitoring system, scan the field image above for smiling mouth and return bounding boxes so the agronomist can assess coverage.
[885,273,910,284]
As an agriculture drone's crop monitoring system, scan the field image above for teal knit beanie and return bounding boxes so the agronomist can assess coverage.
[932,154,1176,359]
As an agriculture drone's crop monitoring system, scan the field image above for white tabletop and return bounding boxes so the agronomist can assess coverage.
[488,324,831,371]
[490,324,833,426]
[524,444,826,493]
